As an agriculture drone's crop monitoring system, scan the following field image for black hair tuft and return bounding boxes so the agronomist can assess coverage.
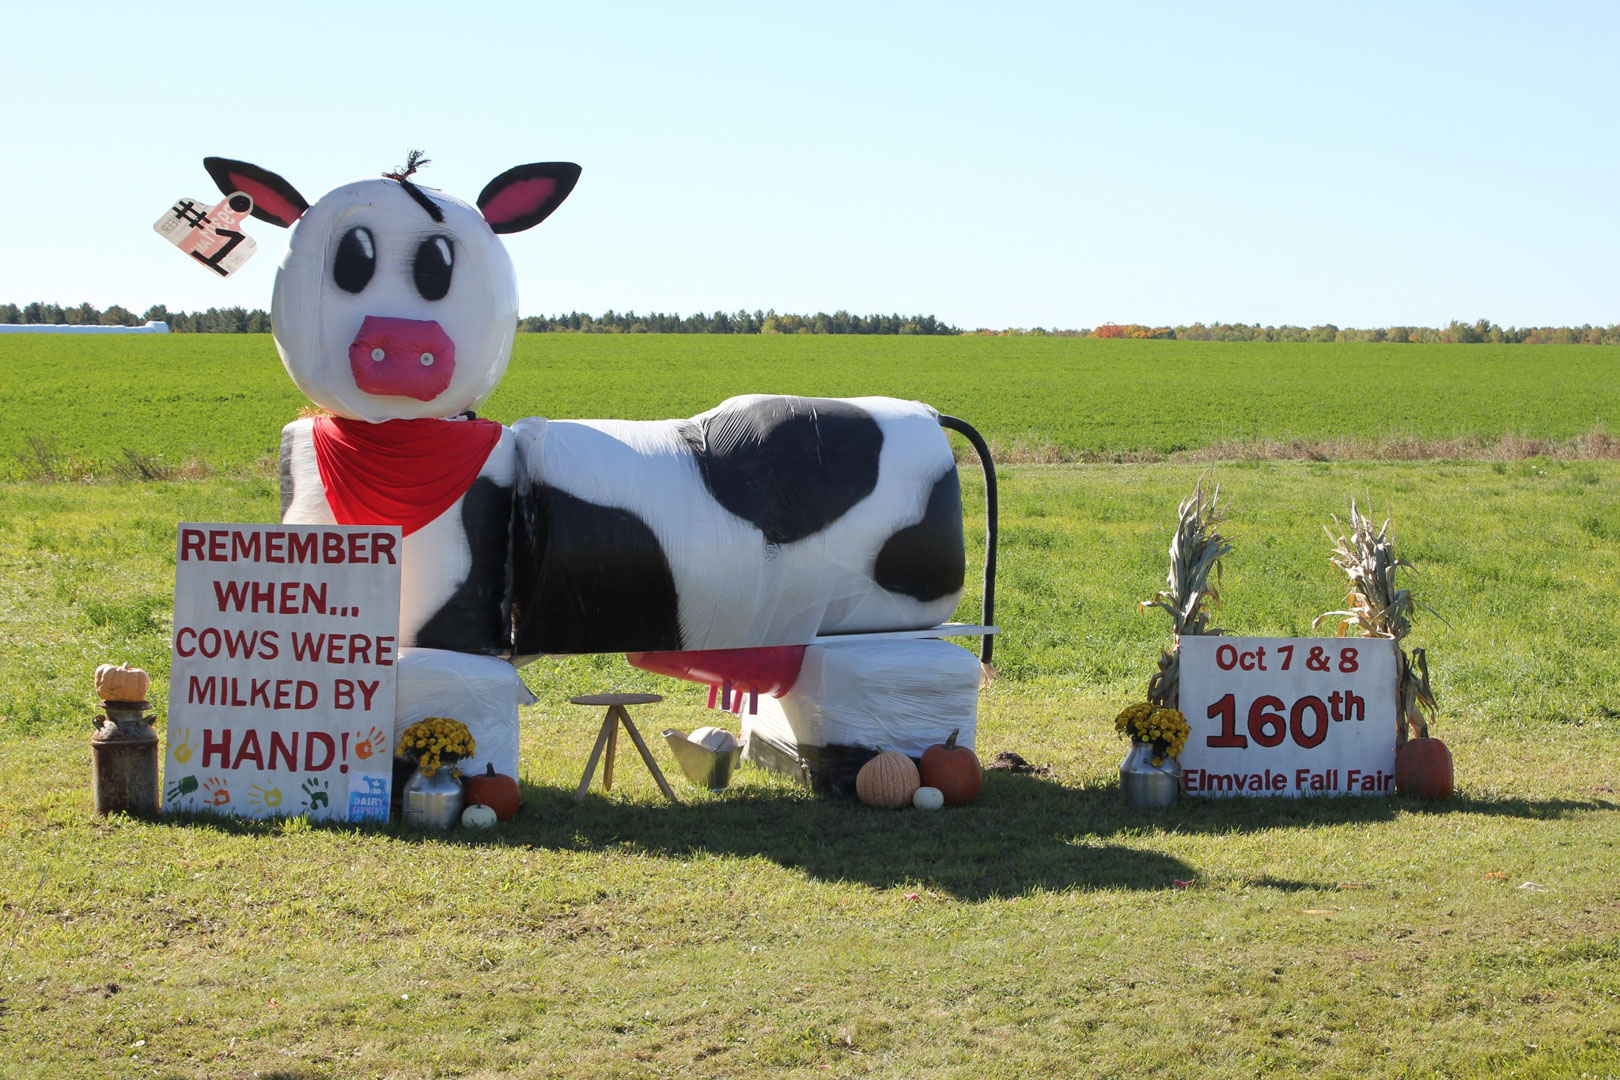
[385,149,444,223]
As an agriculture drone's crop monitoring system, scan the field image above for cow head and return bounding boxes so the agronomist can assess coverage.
[203,156,579,422]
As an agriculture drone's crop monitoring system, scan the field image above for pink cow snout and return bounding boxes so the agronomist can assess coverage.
[348,316,457,402]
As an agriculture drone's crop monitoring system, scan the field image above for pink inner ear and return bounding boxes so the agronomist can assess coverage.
[481,177,559,225]
[227,171,305,226]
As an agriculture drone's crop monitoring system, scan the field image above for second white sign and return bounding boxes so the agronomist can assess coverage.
[1178,636,1398,798]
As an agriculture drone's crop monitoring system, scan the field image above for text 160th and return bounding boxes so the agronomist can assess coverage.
[1205,690,1368,751]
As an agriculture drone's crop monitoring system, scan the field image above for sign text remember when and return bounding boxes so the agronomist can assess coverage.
[165,524,401,821]
[1178,636,1397,797]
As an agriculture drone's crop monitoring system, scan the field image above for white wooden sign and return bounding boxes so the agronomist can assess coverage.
[164,524,401,821]
[1178,636,1398,797]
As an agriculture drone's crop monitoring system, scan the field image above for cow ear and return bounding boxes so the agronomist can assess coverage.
[202,157,310,228]
[478,163,581,233]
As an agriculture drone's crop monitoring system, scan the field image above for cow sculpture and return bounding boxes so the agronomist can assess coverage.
[200,154,996,792]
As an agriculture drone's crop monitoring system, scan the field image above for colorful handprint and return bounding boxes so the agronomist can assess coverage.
[247,784,283,813]
[169,727,196,764]
[202,776,230,807]
[353,726,388,761]
[165,774,199,803]
[300,777,330,813]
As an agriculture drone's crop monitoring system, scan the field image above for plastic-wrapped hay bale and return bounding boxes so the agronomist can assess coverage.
[395,648,534,779]
[509,395,966,659]
[742,638,981,794]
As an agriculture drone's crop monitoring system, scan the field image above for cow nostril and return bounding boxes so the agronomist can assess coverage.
[370,348,385,363]
[420,353,434,366]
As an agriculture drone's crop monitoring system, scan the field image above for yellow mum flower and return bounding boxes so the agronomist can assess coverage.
[402,717,475,772]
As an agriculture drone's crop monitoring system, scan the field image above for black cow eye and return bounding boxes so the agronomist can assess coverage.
[413,236,454,301]
[333,227,376,294]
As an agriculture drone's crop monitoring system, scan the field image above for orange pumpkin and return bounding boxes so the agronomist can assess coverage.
[465,763,521,820]
[1395,737,1454,800]
[856,750,920,809]
[95,663,150,703]
[919,728,982,806]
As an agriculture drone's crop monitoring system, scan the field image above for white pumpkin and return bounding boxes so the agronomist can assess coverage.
[689,726,740,753]
[912,786,945,811]
[460,803,498,829]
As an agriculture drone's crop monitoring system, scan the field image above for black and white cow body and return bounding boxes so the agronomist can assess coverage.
[510,394,966,660]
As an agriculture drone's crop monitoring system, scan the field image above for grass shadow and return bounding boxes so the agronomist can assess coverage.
[485,771,1612,899]
[498,774,1201,899]
[146,771,1612,901]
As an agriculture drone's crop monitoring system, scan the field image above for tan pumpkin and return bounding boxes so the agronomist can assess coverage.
[856,750,920,809]
[95,663,150,703]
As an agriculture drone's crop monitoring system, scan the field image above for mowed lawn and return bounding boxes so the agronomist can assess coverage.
[2,458,1617,1078]
[0,336,1616,1077]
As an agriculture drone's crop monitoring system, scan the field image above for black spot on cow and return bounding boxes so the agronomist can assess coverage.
[682,397,883,545]
[511,485,683,656]
[414,477,514,654]
[873,467,965,601]
[278,426,296,520]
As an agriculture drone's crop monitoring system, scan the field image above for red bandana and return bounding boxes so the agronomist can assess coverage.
[311,416,503,537]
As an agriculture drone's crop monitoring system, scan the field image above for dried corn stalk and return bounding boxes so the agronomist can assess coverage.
[1139,476,1232,708]
[1313,501,1440,745]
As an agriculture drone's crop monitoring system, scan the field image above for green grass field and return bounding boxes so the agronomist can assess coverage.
[0,336,1616,1078]
[3,335,1618,478]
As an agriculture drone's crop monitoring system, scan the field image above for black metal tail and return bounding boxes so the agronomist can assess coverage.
[937,414,997,667]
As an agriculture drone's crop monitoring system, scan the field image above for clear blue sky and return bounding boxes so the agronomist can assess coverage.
[4,1,1615,329]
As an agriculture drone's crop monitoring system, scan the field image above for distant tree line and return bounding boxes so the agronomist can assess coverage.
[0,302,955,336]
[0,301,269,333]
[974,319,1620,345]
[2,302,1616,344]
[517,309,960,335]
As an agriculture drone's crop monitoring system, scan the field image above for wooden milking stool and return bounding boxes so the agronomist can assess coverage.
[570,693,678,804]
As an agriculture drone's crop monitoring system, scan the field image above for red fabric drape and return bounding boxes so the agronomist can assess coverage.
[311,416,502,536]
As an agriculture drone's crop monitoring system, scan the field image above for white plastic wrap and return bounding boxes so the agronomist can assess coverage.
[742,638,982,792]
[511,395,965,657]
[395,647,535,779]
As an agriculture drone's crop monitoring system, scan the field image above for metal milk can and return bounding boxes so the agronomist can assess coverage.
[1119,740,1182,808]
[91,701,160,816]
[401,766,465,829]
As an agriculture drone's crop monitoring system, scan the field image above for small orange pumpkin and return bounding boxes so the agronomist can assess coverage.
[95,663,150,703]
[919,728,982,806]
[856,750,920,809]
[465,763,521,820]
[1395,737,1454,800]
